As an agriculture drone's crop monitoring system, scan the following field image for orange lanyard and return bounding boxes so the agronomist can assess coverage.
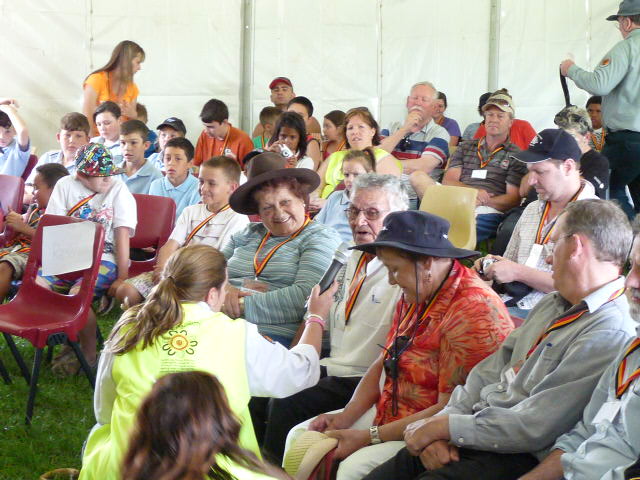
[219,127,231,155]
[253,217,311,278]
[591,130,606,152]
[185,204,230,245]
[616,337,640,398]
[476,138,505,169]
[336,139,346,152]
[436,116,445,126]
[535,186,583,244]
[527,287,626,359]
[344,253,373,325]
[260,134,266,148]
[67,193,96,217]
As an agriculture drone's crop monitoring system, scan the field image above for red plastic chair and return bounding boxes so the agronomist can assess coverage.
[0,174,25,247]
[20,154,38,182]
[128,194,176,277]
[0,214,105,424]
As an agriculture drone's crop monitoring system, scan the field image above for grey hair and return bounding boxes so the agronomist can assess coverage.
[561,199,632,267]
[554,105,593,135]
[351,174,409,212]
[410,82,438,100]
[632,214,640,236]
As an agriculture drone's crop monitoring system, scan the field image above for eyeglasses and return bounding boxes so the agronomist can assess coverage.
[346,206,388,220]
[397,134,412,152]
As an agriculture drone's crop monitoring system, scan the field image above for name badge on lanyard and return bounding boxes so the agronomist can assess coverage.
[525,244,544,268]
[592,400,621,425]
[471,169,488,180]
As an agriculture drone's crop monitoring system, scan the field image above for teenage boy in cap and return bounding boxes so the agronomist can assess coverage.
[520,214,640,480]
[148,117,186,170]
[252,77,322,138]
[442,90,526,241]
[194,98,253,170]
[0,98,30,177]
[41,143,137,374]
[474,129,597,319]
[363,199,636,480]
[561,0,640,218]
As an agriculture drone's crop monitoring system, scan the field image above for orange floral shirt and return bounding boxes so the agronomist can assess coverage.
[374,260,514,425]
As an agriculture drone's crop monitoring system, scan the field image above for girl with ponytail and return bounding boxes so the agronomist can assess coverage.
[80,244,331,480]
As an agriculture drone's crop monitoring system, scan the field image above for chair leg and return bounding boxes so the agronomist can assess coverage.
[96,325,104,352]
[3,333,30,385]
[25,348,43,425]
[45,345,54,364]
[0,357,11,384]
[68,341,95,389]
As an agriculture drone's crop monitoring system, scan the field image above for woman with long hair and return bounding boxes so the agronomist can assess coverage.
[79,244,328,479]
[121,371,287,480]
[83,40,145,134]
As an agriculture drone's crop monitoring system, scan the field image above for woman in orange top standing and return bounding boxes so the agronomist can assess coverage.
[82,40,145,135]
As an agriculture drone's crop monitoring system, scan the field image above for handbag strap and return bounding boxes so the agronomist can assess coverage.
[560,68,572,107]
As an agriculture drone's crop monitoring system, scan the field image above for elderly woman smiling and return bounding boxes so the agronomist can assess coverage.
[223,153,342,347]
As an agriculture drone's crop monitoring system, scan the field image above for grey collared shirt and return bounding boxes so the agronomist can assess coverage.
[441,277,635,458]
[555,326,640,480]
[568,29,640,132]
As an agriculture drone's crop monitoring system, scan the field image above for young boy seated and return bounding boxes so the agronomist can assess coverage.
[148,137,200,218]
[135,103,158,158]
[116,155,249,306]
[287,96,322,168]
[0,164,69,301]
[40,143,137,374]
[30,112,91,180]
[193,99,253,169]
[90,101,123,163]
[0,98,30,177]
[252,106,281,149]
[116,120,162,194]
[148,117,187,170]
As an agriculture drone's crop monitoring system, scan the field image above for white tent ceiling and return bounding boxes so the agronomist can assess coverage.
[0,0,619,154]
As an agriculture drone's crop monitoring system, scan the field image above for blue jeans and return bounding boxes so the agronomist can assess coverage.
[476,213,504,242]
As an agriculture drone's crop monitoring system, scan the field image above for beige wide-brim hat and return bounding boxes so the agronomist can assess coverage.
[282,430,338,479]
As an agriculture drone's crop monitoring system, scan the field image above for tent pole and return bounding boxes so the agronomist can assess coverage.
[239,0,254,133]
[488,0,501,92]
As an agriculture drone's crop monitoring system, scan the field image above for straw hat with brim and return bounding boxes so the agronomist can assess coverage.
[283,431,338,480]
[351,210,479,258]
[229,152,320,215]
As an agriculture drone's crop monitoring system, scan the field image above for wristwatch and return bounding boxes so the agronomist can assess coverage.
[369,425,382,445]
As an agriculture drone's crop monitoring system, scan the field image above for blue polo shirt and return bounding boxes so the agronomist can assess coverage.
[148,173,200,218]
[0,138,30,177]
[314,190,352,242]
[117,159,163,194]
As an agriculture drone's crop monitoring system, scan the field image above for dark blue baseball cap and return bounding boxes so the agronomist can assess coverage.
[511,128,581,164]
[351,210,479,259]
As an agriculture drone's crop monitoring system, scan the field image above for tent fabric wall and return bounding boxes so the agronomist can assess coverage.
[0,0,620,155]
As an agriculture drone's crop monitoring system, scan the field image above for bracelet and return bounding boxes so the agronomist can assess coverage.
[305,313,326,330]
[369,425,383,445]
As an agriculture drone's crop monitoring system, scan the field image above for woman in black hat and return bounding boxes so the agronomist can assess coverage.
[221,152,342,347]
[306,210,514,479]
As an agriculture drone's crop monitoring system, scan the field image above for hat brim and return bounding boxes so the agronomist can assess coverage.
[482,103,514,114]
[229,168,320,215]
[283,431,338,479]
[76,166,126,177]
[350,240,479,259]
[510,151,552,164]
[156,122,186,134]
[606,13,619,21]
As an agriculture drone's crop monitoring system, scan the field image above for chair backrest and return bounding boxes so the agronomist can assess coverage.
[21,154,38,182]
[129,194,176,276]
[0,174,25,247]
[419,184,478,250]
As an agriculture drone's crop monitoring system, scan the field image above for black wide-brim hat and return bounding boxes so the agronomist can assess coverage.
[351,210,479,259]
[229,151,320,215]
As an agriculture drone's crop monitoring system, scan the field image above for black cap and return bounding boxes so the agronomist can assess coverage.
[156,117,187,135]
[511,128,581,164]
[351,210,479,259]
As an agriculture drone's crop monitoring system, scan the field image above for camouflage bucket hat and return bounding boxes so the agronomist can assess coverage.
[75,143,124,177]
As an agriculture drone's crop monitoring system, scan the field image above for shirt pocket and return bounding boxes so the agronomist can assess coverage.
[522,347,562,393]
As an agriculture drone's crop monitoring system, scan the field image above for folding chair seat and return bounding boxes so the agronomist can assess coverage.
[0,214,105,424]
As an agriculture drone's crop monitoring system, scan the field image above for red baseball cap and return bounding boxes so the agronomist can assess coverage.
[269,76,293,89]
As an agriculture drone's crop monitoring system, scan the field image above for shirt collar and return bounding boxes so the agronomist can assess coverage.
[163,173,194,191]
[339,190,350,205]
[581,276,626,313]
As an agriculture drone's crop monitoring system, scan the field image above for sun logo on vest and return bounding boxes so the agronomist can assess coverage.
[162,329,198,356]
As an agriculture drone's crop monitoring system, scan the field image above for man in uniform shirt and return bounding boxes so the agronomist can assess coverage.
[561,0,640,218]
[363,199,636,480]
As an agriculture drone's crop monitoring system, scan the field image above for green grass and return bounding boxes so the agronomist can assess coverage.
[0,308,121,480]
